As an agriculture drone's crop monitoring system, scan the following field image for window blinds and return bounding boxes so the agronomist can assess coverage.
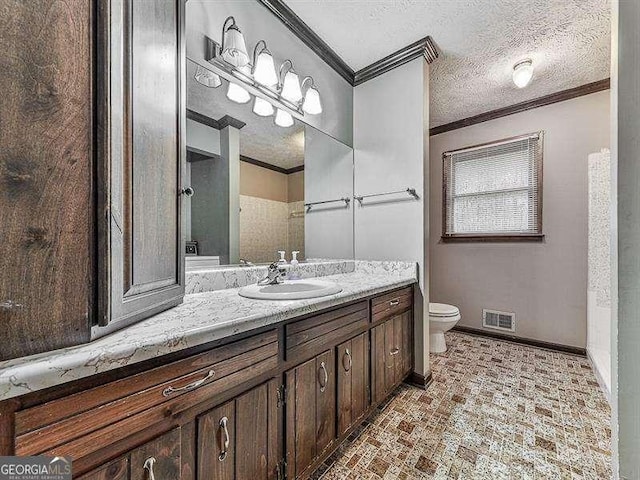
[443,132,543,236]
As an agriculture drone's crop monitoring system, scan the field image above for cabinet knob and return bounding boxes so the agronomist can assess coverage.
[180,186,195,197]
[143,457,156,480]
[343,349,352,372]
[218,416,230,461]
[318,361,328,393]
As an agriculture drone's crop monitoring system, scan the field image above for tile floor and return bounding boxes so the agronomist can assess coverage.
[317,331,611,479]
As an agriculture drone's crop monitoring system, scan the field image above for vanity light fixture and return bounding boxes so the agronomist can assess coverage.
[274,108,294,128]
[227,82,251,104]
[194,65,221,88]
[279,60,303,103]
[253,97,274,116]
[512,59,534,88]
[220,16,250,68]
[252,40,278,87]
[300,76,322,115]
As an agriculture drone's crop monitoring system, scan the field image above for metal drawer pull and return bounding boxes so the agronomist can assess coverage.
[143,457,156,480]
[162,369,215,397]
[343,349,352,372]
[318,361,328,392]
[390,348,400,356]
[389,299,400,307]
[219,416,230,461]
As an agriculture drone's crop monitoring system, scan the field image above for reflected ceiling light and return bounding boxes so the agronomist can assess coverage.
[221,16,250,68]
[194,65,221,88]
[512,59,534,88]
[227,81,251,104]
[279,60,303,103]
[300,76,322,115]
[253,97,274,116]
[252,40,278,87]
[275,109,294,128]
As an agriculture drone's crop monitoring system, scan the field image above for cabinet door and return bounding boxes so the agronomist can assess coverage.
[130,428,182,480]
[95,0,186,333]
[372,313,412,403]
[285,350,336,479]
[198,380,280,480]
[337,333,369,436]
[371,323,387,404]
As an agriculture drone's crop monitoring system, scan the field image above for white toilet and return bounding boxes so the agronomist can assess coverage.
[429,303,461,353]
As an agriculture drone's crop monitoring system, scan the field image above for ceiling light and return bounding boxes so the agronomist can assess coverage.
[194,65,221,88]
[301,76,322,114]
[252,40,278,88]
[227,82,251,104]
[253,97,274,116]
[279,60,303,103]
[275,109,294,127]
[221,16,249,68]
[512,59,534,88]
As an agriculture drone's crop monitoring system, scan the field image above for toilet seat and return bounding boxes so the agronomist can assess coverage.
[429,303,460,318]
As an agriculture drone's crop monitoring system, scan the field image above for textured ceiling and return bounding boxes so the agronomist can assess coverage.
[283,0,611,127]
[187,60,305,169]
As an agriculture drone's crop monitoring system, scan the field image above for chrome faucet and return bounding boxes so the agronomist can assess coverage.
[239,258,254,267]
[258,263,287,286]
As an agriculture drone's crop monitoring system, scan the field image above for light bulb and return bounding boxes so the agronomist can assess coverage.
[194,65,221,88]
[302,86,322,114]
[274,109,294,127]
[281,70,302,103]
[512,59,534,88]
[253,50,278,87]
[221,24,250,68]
[253,97,274,117]
[227,82,250,104]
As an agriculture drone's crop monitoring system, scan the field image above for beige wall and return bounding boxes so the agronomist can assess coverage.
[240,161,288,202]
[288,171,304,203]
[430,90,610,348]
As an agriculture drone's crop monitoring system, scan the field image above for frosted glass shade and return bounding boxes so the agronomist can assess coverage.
[281,70,302,103]
[274,109,294,127]
[194,65,221,88]
[512,60,533,88]
[302,86,322,114]
[253,51,278,87]
[221,25,249,68]
[227,82,251,104]
[253,97,274,116]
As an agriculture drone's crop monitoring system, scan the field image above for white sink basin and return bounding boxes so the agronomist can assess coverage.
[238,279,342,300]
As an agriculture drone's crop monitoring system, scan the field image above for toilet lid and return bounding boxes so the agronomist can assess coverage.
[429,303,460,317]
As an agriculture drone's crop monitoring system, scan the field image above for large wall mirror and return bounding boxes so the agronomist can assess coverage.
[185,59,354,268]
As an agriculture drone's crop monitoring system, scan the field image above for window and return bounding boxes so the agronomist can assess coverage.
[442,132,543,241]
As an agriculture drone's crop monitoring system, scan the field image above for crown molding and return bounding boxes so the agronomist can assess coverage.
[186,109,246,130]
[256,0,439,87]
[430,78,610,136]
[240,155,304,175]
[257,0,354,84]
[353,36,439,86]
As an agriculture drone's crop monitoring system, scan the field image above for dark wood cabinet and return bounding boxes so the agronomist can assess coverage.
[2,287,415,480]
[95,0,186,335]
[79,429,181,480]
[197,380,280,480]
[372,311,412,404]
[285,349,336,480]
[337,333,369,436]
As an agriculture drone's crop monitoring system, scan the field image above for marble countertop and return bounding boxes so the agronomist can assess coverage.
[0,262,417,401]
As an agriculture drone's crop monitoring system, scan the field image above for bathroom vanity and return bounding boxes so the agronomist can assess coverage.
[0,263,417,480]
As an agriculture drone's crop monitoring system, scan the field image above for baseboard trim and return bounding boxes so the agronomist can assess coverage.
[452,326,587,356]
[405,371,433,390]
[586,349,611,404]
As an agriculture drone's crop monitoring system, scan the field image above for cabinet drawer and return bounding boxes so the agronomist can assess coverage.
[371,287,413,323]
[14,331,278,459]
[285,302,369,363]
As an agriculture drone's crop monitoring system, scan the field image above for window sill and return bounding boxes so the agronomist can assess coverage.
[440,234,545,243]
